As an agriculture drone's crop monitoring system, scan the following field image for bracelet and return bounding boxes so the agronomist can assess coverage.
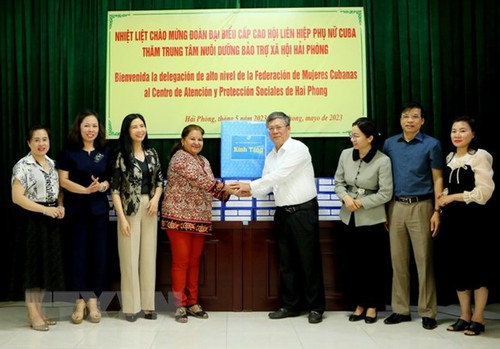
[434,208,441,213]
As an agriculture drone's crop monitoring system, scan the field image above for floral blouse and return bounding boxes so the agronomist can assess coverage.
[161,149,230,235]
[110,147,164,216]
[11,153,59,203]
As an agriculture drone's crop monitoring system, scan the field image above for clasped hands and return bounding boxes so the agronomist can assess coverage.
[342,195,362,212]
[226,182,252,197]
[87,175,105,194]
[43,205,65,219]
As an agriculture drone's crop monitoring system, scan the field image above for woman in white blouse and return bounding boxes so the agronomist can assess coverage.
[437,115,495,336]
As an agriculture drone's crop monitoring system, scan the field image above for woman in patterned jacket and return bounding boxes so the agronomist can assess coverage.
[111,113,163,322]
[161,124,232,323]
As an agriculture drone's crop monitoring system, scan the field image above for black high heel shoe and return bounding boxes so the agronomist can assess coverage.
[365,314,377,324]
[125,314,137,322]
[348,310,366,322]
[365,308,377,324]
[447,318,470,332]
[144,311,157,320]
[464,321,485,336]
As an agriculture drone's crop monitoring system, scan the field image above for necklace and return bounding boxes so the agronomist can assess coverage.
[35,159,49,172]
[134,150,145,161]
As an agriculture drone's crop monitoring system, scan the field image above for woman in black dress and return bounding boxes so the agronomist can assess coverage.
[437,116,495,336]
[11,125,66,331]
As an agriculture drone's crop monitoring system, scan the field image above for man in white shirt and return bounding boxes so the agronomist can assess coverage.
[229,111,325,324]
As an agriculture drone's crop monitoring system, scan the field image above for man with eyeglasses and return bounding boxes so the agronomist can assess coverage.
[382,102,443,330]
[229,111,325,324]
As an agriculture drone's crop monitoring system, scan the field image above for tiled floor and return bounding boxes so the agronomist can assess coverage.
[0,301,499,349]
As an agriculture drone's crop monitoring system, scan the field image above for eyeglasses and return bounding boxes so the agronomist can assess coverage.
[267,125,287,132]
[348,132,360,139]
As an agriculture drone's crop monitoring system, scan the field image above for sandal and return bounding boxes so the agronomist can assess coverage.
[86,298,101,323]
[175,307,188,323]
[28,316,49,331]
[447,318,470,332]
[464,321,485,336]
[71,299,88,324]
[43,317,57,326]
[187,304,209,319]
[144,311,157,320]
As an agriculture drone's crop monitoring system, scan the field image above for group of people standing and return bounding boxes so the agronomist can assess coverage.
[11,105,495,335]
[11,111,113,331]
[10,111,232,330]
[334,102,494,336]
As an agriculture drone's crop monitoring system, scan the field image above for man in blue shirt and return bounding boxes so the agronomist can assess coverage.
[382,102,443,330]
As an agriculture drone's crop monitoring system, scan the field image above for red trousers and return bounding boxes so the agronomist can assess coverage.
[166,229,205,307]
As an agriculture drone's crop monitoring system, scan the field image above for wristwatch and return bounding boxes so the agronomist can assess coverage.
[100,183,108,192]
